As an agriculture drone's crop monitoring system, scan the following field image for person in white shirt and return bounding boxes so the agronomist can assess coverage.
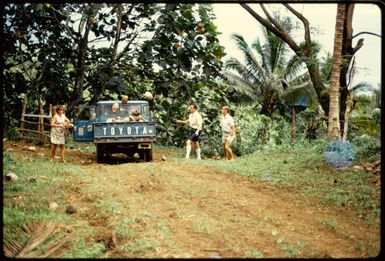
[220,106,235,160]
[176,103,203,159]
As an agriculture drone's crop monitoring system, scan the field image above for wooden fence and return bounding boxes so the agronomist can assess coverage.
[17,97,53,144]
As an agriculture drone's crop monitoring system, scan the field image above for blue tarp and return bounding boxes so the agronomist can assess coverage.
[324,139,356,168]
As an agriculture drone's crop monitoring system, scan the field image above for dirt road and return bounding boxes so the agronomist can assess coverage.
[4,142,380,258]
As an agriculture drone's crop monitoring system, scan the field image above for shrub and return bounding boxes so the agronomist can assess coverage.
[296,108,326,140]
[232,104,291,155]
[351,135,381,162]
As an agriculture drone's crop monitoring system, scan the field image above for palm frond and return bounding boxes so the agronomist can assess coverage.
[225,57,261,85]
[4,221,74,258]
[287,71,311,87]
[231,33,267,82]
[350,81,376,94]
[222,71,259,101]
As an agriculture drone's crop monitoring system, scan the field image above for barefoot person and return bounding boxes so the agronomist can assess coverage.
[176,103,203,160]
[50,105,71,163]
[220,106,235,160]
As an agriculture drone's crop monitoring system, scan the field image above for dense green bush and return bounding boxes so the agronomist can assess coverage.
[296,108,327,140]
[351,134,381,162]
[228,104,291,155]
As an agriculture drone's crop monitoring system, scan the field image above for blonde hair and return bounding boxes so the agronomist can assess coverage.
[121,95,128,104]
[112,103,119,112]
[222,106,230,113]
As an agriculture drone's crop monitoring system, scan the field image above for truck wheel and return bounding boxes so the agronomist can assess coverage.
[144,149,153,162]
[96,144,104,163]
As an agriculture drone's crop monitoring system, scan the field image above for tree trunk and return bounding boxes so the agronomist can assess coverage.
[67,4,99,115]
[327,4,346,140]
[290,106,296,142]
[305,61,329,115]
[339,4,364,140]
[112,4,123,60]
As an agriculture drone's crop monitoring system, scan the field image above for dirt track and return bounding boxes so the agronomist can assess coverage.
[4,142,380,258]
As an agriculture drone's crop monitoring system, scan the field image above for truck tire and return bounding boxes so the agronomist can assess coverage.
[144,148,153,162]
[96,144,104,163]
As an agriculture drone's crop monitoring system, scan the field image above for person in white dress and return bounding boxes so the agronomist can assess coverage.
[50,105,71,162]
[176,103,203,159]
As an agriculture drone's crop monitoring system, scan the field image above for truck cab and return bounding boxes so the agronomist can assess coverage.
[73,100,156,163]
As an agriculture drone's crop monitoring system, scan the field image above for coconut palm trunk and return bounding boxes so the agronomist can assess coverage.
[327,3,346,140]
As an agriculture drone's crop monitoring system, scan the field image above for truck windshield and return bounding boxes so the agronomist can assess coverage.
[105,104,141,116]
[102,103,150,122]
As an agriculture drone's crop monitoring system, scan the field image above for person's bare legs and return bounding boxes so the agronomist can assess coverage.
[59,144,66,163]
[223,142,227,160]
[51,144,57,161]
[185,140,192,158]
[194,142,201,159]
[224,140,234,160]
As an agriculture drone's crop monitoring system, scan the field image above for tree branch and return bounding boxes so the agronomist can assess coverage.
[353,38,364,54]
[240,3,302,56]
[112,4,123,60]
[260,4,284,32]
[283,4,311,49]
[352,31,381,39]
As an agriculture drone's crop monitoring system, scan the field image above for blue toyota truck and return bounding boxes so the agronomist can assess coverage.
[73,100,156,163]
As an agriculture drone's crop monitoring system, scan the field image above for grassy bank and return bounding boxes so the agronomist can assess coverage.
[172,143,380,225]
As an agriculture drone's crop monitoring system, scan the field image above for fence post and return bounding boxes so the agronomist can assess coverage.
[39,102,44,142]
[291,106,296,142]
[49,104,52,118]
[20,96,28,139]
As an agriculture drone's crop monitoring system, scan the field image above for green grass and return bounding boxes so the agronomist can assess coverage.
[3,150,91,257]
[114,217,137,238]
[64,239,105,258]
[123,238,157,254]
[95,197,121,215]
[3,152,85,225]
[177,143,380,225]
[279,241,300,257]
[3,142,380,258]
[316,218,338,231]
[243,247,264,258]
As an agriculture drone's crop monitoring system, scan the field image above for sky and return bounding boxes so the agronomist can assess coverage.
[212,3,382,88]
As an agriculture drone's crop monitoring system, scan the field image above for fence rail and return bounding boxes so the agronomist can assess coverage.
[18,97,53,144]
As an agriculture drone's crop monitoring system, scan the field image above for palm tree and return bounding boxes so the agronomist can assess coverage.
[223,29,315,118]
[327,3,346,140]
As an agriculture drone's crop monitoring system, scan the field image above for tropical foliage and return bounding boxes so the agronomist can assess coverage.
[2,3,380,159]
[3,3,228,146]
[223,24,315,118]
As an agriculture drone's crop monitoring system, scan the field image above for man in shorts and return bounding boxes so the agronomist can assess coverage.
[220,106,235,160]
[176,103,203,159]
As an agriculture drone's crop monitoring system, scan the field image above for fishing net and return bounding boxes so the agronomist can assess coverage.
[324,139,356,168]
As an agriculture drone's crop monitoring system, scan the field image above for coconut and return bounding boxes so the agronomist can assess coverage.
[143,91,153,100]
[5,172,18,182]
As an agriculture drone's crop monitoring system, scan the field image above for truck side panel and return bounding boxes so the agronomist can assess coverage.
[73,120,94,141]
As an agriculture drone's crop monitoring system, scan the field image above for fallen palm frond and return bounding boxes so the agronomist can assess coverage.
[3,221,74,258]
